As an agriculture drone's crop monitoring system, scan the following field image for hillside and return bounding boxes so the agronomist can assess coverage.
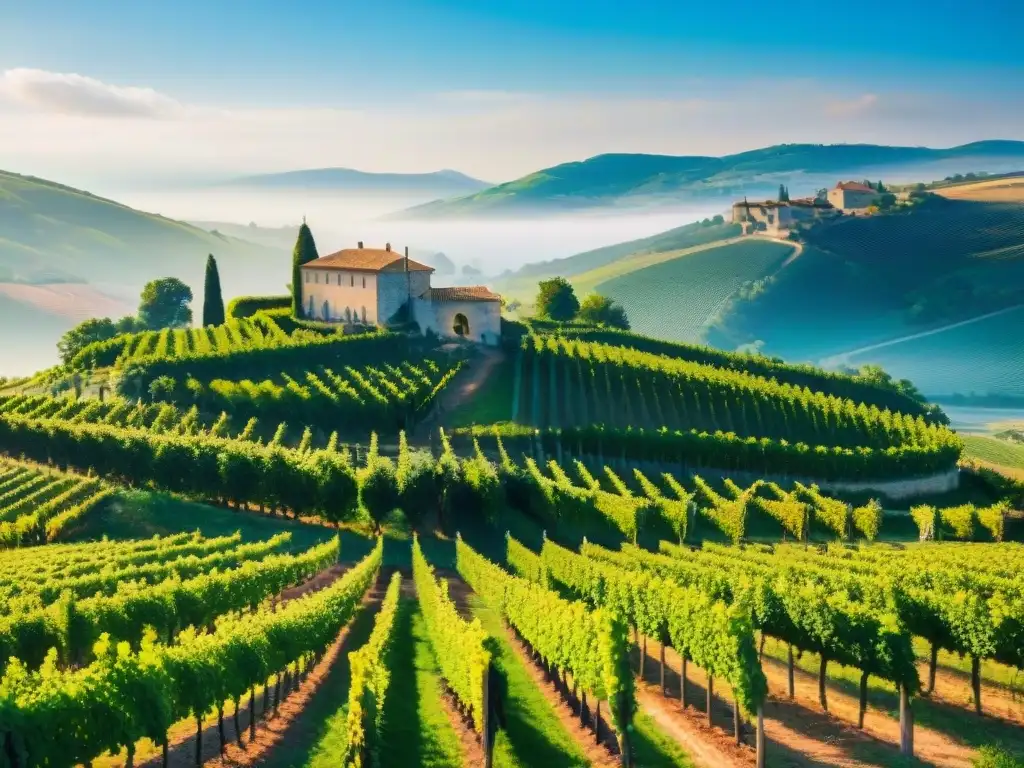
[494,217,741,298]
[394,140,1024,218]
[223,166,491,197]
[0,170,286,375]
[706,196,1024,398]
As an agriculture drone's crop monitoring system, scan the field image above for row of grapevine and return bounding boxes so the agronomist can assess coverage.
[454,536,637,764]
[0,459,113,548]
[151,358,461,431]
[660,540,1024,712]
[0,537,340,671]
[909,502,1008,541]
[457,421,960,482]
[343,571,402,767]
[70,315,295,371]
[113,330,406,398]
[519,334,956,454]
[0,537,382,768]
[412,535,491,733]
[532,536,769,716]
[589,540,920,713]
[536,325,938,420]
[1,533,292,612]
[0,531,247,584]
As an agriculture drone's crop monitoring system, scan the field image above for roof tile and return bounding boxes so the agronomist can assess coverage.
[302,248,434,272]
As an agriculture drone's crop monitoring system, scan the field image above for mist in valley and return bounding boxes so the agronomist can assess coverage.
[108,184,728,280]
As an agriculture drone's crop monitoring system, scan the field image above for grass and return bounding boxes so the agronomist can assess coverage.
[446,356,515,427]
[378,598,464,767]
[630,710,696,768]
[595,239,794,344]
[964,435,1024,472]
[259,600,382,768]
[469,594,592,768]
[64,488,382,559]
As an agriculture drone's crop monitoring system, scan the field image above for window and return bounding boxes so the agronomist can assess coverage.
[304,272,310,284]
[362,276,366,288]
[350,274,354,287]
[308,295,314,315]
[314,271,319,284]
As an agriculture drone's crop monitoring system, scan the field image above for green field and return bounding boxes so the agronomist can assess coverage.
[963,435,1024,472]
[593,239,794,343]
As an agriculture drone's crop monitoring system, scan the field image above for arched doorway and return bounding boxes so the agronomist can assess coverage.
[453,313,470,337]
[322,300,330,321]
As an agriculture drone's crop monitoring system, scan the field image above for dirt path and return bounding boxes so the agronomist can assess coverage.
[132,565,377,768]
[638,634,975,768]
[439,569,621,767]
[433,347,506,427]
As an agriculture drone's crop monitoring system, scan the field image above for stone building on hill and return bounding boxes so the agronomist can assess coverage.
[731,197,835,234]
[299,242,502,345]
[828,181,880,210]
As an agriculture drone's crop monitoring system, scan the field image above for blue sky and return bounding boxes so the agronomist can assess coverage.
[1,0,1022,183]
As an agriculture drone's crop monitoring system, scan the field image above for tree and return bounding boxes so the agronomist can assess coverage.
[138,278,193,330]
[815,188,828,202]
[778,184,790,202]
[291,222,320,318]
[202,254,225,327]
[535,277,580,322]
[877,180,886,193]
[115,316,141,334]
[577,293,630,330]
[57,317,118,364]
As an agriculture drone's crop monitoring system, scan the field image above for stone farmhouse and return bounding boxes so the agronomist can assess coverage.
[827,181,880,210]
[731,197,835,234]
[732,180,883,233]
[299,242,502,346]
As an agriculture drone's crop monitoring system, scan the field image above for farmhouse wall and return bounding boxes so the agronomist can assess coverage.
[377,271,429,324]
[412,297,501,346]
[301,269,377,322]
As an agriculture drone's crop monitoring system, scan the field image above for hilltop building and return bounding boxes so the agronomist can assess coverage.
[299,242,502,345]
[731,197,835,234]
[828,181,880,210]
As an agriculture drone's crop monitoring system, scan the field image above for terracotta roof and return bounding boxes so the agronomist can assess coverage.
[301,248,434,273]
[834,181,876,192]
[423,286,501,303]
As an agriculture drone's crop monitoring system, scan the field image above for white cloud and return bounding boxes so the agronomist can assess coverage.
[0,69,1022,185]
[825,93,879,118]
[0,68,184,118]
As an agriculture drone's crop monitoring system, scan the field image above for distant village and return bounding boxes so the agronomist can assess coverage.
[731,179,905,235]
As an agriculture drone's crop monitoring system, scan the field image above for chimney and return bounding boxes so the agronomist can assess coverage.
[385,242,391,252]
[357,241,363,249]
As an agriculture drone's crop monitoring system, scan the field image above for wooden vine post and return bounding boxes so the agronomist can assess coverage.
[899,684,914,757]
[482,662,492,768]
[755,704,766,768]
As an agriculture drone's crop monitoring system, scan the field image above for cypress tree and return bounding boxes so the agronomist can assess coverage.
[202,254,225,327]
[291,220,320,318]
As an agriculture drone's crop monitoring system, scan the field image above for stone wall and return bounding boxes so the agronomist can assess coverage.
[413,298,501,345]
[301,269,377,322]
[501,443,959,502]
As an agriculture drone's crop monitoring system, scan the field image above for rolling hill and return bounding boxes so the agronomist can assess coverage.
[705,195,1024,399]
[395,140,1024,219]
[222,167,490,198]
[0,170,285,375]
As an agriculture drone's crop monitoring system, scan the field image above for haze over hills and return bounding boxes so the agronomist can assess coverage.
[502,184,1024,402]
[395,140,1024,219]
[222,167,491,200]
[0,170,286,376]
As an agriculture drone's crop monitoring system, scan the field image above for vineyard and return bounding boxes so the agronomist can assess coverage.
[0,457,111,546]
[509,333,962,482]
[1,284,1023,767]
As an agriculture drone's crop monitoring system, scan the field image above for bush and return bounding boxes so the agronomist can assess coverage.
[226,295,290,319]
